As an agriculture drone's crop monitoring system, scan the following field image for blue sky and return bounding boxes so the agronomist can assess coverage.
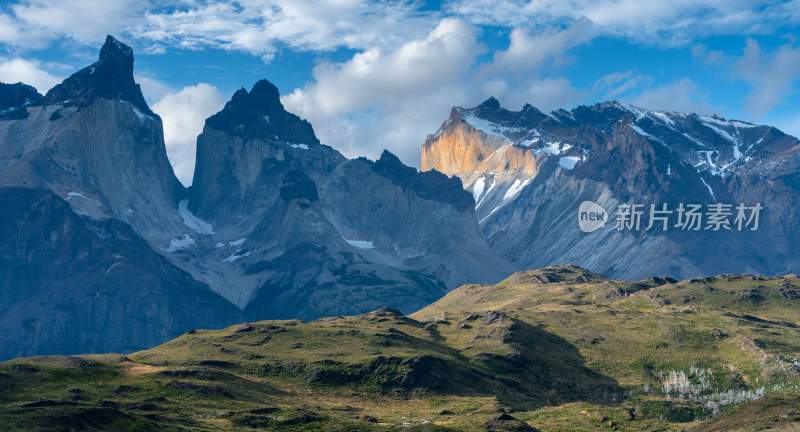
[1,0,799,184]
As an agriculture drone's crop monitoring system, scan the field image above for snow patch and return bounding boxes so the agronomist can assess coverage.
[503,178,532,200]
[228,238,246,247]
[178,199,214,235]
[559,156,580,170]
[700,119,738,144]
[700,177,717,201]
[683,133,707,148]
[698,151,719,174]
[131,106,148,123]
[700,115,757,129]
[462,115,521,141]
[472,176,486,204]
[630,124,657,141]
[621,103,647,120]
[66,192,89,201]
[651,111,676,127]
[541,141,562,156]
[223,250,251,262]
[479,206,501,224]
[290,143,309,150]
[166,234,195,253]
[345,239,375,249]
[476,176,497,208]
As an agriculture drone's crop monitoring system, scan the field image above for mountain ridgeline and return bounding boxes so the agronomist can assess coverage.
[0,35,799,361]
[0,36,508,360]
[423,98,800,279]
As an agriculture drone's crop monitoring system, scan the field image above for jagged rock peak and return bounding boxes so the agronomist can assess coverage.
[205,79,319,145]
[0,82,44,120]
[44,35,154,116]
[478,96,501,109]
[0,82,44,110]
[373,150,473,211]
[99,34,134,62]
[452,97,547,129]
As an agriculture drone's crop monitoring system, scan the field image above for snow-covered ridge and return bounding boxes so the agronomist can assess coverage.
[462,114,524,141]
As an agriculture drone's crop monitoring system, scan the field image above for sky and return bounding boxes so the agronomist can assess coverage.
[1,0,799,185]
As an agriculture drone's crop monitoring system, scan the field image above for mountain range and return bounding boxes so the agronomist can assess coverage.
[0,36,509,360]
[423,96,800,279]
[0,35,798,360]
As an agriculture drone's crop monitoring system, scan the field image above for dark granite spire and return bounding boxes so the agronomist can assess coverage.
[44,35,154,116]
[205,79,319,145]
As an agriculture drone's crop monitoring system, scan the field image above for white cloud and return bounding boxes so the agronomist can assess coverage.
[447,0,800,46]
[498,77,583,112]
[135,74,172,103]
[2,0,148,48]
[0,57,61,93]
[629,78,716,114]
[734,39,800,117]
[136,0,435,61]
[283,18,482,165]
[481,19,594,77]
[152,83,226,186]
[0,13,25,45]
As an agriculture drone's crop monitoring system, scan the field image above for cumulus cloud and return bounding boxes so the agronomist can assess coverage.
[734,39,800,117]
[481,18,594,77]
[0,57,61,93]
[136,74,173,103]
[152,83,226,185]
[283,18,482,165]
[629,78,716,114]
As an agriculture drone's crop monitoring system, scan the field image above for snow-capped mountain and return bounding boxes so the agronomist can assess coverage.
[423,98,800,279]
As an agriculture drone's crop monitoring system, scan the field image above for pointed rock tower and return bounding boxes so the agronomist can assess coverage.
[0,35,185,241]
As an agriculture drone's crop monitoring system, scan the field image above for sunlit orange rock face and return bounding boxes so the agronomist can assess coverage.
[421,119,544,202]
[421,122,498,176]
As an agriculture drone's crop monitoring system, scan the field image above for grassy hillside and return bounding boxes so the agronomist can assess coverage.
[1,265,798,431]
